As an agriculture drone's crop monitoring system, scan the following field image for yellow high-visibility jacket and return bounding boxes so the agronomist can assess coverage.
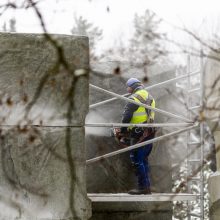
[130,89,155,124]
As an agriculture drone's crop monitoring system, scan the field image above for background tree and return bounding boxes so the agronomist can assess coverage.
[2,17,16,32]
[128,10,166,65]
[103,9,173,81]
[71,15,103,61]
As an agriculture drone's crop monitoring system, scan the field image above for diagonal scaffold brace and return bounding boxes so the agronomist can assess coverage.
[90,84,192,123]
[86,124,198,165]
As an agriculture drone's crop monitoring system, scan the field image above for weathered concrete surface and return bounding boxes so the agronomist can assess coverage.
[0,127,90,220]
[208,131,220,220]
[0,33,91,220]
[87,62,174,219]
[90,212,171,220]
[0,32,89,126]
[90,201,172,220]
[205,52,220,220]
[210,199,220,220]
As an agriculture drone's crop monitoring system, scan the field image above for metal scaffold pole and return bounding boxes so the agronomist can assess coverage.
[85,122,194,128]
[90,84,192,123]
[86,124,198,165]
[200,49,205,220]
[90,70,200,109]
[186,55,191,220]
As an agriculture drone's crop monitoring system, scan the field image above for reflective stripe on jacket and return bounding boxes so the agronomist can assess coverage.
[130,89,155,125]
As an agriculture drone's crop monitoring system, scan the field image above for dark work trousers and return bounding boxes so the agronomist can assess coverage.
[130,133,155,189]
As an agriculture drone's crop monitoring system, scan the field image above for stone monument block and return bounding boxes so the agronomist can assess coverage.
[0,33,91,220]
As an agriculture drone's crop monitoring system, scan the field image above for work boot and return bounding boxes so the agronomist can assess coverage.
[128,187,151,195]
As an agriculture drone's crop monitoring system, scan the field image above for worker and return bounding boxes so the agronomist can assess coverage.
[120,77,156,195]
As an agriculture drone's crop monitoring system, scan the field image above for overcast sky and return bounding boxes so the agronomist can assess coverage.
[1,0,220,58]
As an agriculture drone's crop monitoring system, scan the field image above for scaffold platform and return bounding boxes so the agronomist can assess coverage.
[88,193,198,202]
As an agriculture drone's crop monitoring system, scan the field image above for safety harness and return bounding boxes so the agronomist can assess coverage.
[132,92,154,122]
[114,89,156,148]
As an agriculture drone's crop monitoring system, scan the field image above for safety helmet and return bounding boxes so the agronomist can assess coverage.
[126,78,141,87]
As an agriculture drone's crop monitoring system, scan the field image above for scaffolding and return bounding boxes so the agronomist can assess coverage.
[86,53,205,219]
[185,53,204,220]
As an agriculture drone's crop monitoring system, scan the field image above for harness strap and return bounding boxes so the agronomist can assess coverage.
[132,93,153,119]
